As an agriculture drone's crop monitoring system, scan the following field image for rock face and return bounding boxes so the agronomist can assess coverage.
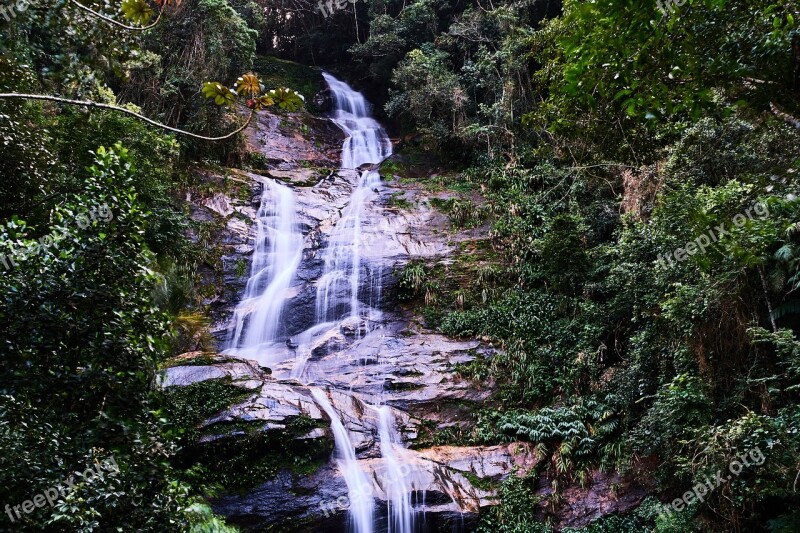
[312,87,334,114]
[244,106,342,168]
[173,98,646,531]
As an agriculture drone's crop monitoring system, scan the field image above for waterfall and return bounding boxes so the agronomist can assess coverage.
[376,406,414,533]
[224,73,419,532]
[311,388,376,533]
[315,72,392,324]
[224,179,303,359]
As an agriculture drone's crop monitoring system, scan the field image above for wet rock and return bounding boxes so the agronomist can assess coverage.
[309,330,348,359]
[243,108,342,166]
[309,322,496,415]
[540,470,647,530]
[158,354,327,430]
[312,87,333,114]
[203,192,235,217]
[211,440,536,531]
[267,168,325,186]
[280,285,319,337]
[339,316,368,337]
[159,359,264,388]
[213,464,349,531]
[202,380,325,427]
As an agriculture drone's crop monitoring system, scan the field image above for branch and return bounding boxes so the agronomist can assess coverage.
[69,0,164,31]
[770,102,800,130]
[0,93,254,141]
[759,266,778,333]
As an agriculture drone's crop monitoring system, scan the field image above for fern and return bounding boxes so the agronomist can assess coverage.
[484,395,623,479]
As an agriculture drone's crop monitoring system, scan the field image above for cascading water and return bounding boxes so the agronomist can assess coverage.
[224,179,303,360]
[376,406,414,533]
[308,74,423,533]
[315,72,392,325]
[224,72,420,532]
[311,388,376,533]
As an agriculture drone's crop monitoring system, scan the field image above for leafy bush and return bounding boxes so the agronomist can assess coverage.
[0,144,215,530]
[476,475,550,533]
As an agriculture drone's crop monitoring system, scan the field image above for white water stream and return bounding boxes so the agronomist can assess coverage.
[311,388,376,533]
[315,72,392,324]
[225,178,303,359]
[224,73,416,532]
[376,406,414,533]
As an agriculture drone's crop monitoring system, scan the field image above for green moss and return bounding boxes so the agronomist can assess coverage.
[162,378,255,443]
[234,257,249,278]
[181,414,333,491]
[463,471,500,491]
[388,191,413,209]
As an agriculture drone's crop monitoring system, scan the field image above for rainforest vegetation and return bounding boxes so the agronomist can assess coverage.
[1,0,799,531]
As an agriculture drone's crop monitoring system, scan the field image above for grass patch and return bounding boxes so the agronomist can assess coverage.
[462,471,500,491]
[411,418,474,449]
[380,158,406,180]
[454,355,492,382]
[388,191,413,209]
[429,197,455,212]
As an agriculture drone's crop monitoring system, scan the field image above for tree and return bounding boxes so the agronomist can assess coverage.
[0,0,304,141]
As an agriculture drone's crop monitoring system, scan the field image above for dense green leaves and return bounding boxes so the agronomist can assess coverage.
[266,87,305,111]
[202,82,237,105]
[0,145,190,530]
[378,1,800,524]
[121,0,156,25]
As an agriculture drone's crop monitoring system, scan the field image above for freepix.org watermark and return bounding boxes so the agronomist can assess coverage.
[316,0,362,18]
[656,0,686,17]
[319,463,418,517]
[0,0,30,22]
[656,200,769,270]
[0,204,113,271]
[657,447,765,521]
[4,455,120,523]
